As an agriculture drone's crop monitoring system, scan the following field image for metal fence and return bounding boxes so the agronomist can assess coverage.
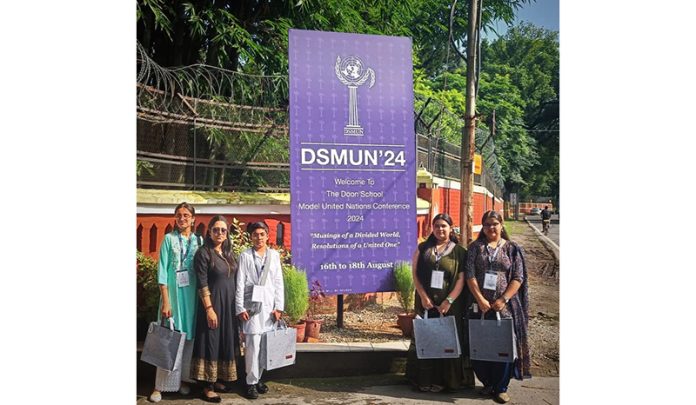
[415,131,504,198]
[138,116,503,197]
[137,43,504,196]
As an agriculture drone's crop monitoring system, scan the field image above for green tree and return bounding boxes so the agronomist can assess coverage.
[137,0,532,77]
[479,22,559,198]
[136,1,557,199]
[482,22,559,121]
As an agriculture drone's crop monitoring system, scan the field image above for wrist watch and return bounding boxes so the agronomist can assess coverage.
[502,295,510,304]
[446,296,455,304]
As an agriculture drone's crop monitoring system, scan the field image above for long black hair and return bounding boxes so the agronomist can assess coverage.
[204,215,236,264]
[476,210,510,241]
[173,202,196,233]
[421,213,459,252]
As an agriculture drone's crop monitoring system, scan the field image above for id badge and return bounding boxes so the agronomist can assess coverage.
[176,270,190,287]
[430,270,445,289]
[483,272,498,290]
[251,284,264,302]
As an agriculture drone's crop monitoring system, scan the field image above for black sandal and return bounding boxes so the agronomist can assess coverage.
[213,382,233,393]
[201,388,222,403]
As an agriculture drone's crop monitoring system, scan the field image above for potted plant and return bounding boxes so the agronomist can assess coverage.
[303,280,326,341]
[282,264,310,342]
[136,251,160,341]
[392,260,416,337]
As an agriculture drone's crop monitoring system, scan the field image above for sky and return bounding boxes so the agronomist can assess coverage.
[486,0,559,39]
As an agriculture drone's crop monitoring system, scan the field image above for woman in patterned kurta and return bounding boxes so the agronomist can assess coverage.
[405,213,475,392]
[190,215,239,403]
[466,210,530,404]
[149,202,203,403]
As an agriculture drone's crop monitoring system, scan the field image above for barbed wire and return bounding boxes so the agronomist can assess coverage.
[137,42,505,191]
[137,42,289,135]
[414,93,504,190]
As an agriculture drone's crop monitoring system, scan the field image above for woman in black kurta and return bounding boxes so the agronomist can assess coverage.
[405,213,475,392]
[190,216,238,403]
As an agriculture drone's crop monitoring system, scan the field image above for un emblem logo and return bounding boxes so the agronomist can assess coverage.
[335,56,375,136]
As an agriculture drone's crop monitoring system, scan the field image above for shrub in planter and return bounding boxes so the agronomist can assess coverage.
[392,260,416,337]
[136,251,160,340]
[282,264,310,342]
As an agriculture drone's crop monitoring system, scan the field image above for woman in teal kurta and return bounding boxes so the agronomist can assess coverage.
[149,202,204,403]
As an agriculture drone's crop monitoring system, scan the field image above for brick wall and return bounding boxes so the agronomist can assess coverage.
[137,214,291,259]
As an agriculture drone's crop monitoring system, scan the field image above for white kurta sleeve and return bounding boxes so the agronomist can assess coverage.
[272,250,284,312]
[235,252,247,316]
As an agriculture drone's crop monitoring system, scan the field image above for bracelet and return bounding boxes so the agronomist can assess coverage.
[501,296,510,304]
[205,305,213,311]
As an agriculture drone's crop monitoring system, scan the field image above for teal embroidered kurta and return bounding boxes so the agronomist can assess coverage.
[157,230,203,340]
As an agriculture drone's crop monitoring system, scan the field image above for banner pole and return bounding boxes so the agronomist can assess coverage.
[337,294,344,328]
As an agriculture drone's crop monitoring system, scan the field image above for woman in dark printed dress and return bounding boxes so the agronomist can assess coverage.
[190,216,239,403]
[405,213,475,392]
[465,210,530,404]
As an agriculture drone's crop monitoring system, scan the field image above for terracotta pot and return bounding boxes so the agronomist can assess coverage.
[303,319,322,340]
[293,322,306,343]
[397,313,416,338]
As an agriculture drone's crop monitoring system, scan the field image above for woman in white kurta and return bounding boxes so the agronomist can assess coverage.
[149,202,203,403]
[235,221,284,400]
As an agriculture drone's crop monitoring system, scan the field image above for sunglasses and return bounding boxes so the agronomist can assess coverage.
[211,227,228,235]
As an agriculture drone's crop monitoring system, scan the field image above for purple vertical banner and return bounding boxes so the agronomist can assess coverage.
[289,29,416,294]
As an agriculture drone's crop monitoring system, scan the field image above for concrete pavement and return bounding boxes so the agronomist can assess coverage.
[137,341,559,404]
[136,374,559,404]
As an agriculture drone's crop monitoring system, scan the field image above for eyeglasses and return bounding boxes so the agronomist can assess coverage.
[211,227,228,235]
[483,222,501,228]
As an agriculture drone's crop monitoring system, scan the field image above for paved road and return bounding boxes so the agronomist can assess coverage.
[525,215,559,247]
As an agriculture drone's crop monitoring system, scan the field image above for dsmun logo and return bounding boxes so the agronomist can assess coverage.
[335,56,375,136]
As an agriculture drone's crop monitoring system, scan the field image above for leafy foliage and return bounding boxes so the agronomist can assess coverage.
[392,261,415,313]
[136,159,155,176]
[137,1,558,200]
[137,251,160,321]
[480,23,559,198]
[282,264,310,324]
[228,217,251,255]
[137,0,530,74]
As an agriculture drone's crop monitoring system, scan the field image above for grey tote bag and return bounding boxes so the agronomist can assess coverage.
[140,318,186,371]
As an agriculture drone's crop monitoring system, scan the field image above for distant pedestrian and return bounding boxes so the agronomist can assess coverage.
[405,213,475,392]
[236,221,285,400]
[149,202,203,403]
[541,206,552,234]
[465,210,531,404]
[190,216,239,403]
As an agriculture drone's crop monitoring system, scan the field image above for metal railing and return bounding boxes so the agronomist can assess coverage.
[137,44,504,196]
[138,117,503,197]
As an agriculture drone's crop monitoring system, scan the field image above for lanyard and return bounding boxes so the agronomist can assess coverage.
[177,232,194,271]
[253,250,266,276]
[486,241,503,272]
[432,241,452,271]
